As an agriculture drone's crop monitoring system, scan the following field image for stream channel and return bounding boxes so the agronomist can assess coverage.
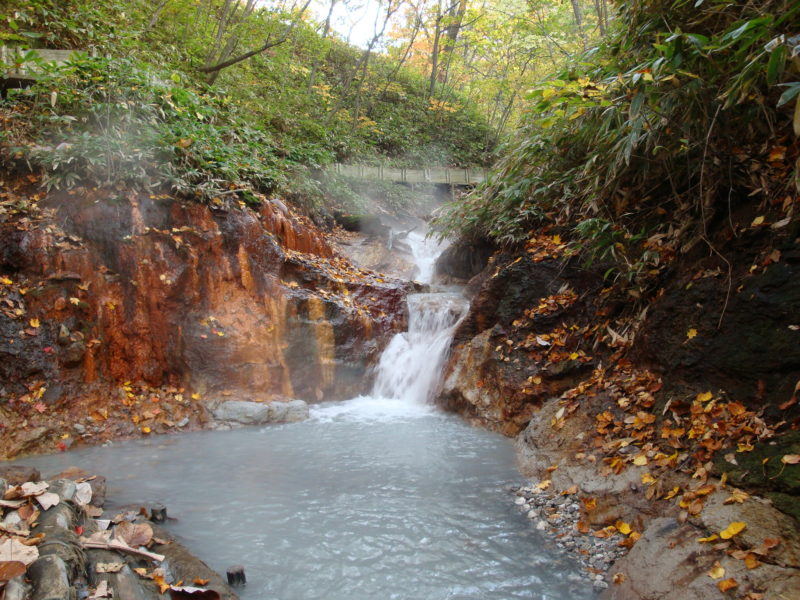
[12,229,594,599]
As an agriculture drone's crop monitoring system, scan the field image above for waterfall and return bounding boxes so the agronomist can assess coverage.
[372,292,467,403]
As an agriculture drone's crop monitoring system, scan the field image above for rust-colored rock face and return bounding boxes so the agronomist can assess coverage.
[0,189,411,456]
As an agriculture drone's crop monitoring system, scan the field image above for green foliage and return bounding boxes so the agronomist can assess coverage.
[1,0,494,211]
[435,0,800,266]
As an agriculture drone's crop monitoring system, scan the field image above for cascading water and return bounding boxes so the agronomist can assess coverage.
[9,221,595,600]
[371,293,467,404]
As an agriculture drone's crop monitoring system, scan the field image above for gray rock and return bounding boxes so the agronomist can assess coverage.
[73,423,86,434]
[61,341,86,368]
[211,399,308,426]
[211,400,271,425]
[268,399,309,423]
[28,555,71,600]
[2,576,31,600]
[605,517,800,600]
[0,465,41,484]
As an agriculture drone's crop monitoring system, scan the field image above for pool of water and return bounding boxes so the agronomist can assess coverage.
[13,400,594,600]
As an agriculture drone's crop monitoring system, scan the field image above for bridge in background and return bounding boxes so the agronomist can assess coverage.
[332,163,488,186]
[1,47,84,81]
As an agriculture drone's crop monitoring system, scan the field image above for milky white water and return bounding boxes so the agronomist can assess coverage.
[9,224,595,599]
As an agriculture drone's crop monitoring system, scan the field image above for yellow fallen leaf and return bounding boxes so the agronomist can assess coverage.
[536,480,552,491]
[687,328,698,339]
[552,235,562,244]
[751,216,765,227]
[532,375,542,384]
[641,472,656,485]
[569,352,579,360]
[0,276,12,285]
[696,391,713,403]
[612,573,625,584]
[29,318,40,328]
[69,297,81,305]
[708,562,725,579]
[633,454,648,466]
[617,521,632,535]
[191,392,201,400]
[142,426,152,434]
[720,521,746,539]
[717,578,738,592]
[697,534,719,543]
[781,454,800,465]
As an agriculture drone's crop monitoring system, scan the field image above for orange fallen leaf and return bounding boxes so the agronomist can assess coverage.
[717,578,738,592]
[743,553,760,569]
[612,573,626,584]
[781,454,800,465]
[29,318,40,328]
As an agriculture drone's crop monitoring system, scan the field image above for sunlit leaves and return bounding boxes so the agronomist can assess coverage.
[719,521,746,540]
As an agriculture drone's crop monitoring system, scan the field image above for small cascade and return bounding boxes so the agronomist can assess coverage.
[372,292,467,403]
[404,230,446,284]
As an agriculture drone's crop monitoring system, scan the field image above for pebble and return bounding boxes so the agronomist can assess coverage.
[509,481,631,593]
[74,423,86,434]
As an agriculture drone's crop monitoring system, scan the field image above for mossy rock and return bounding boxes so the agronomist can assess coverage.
[712,431,800,496]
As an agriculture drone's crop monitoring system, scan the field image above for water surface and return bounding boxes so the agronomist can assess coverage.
[15,404,593,600]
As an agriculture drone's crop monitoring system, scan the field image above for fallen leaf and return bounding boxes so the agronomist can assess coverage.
[169,587,221,599]
[697,534,719,543]
[718,578,738,592]
[96,562,124,573]
[192,578,210,586]
[781,454,800,465]
[115,521,153,548]
[74,482,93,507]
[561,485,578,496]
[0,539,39,565]
[90,580,112,599]
[612,573,625,584]
[724,489,749,504]
[633,455,648,466]
[751,216,765,227]
[20,482,49,497]
[708,561,725,579]
[617,522,632,535]
[29,318,40,328]
[695,391,713,403]
[743,553,760,569]
[687,328,698,339]
[36,492,60,511]
[720,521,746,540]
[33,402,46,413]
[0,560,27,582]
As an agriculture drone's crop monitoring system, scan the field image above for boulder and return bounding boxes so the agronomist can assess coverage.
[210,399,309,426]
[606,517,800,600]
[0,465,41,485]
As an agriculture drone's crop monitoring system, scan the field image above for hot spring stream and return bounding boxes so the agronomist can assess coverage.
[10,232,595,599]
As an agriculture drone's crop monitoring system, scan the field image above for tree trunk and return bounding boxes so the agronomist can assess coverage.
[570,0,588,50]
[428,4,443,98]
[307,0,337,92]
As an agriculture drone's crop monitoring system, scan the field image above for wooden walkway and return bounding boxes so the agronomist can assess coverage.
[332,163,487,186]
[1,47,82,80]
